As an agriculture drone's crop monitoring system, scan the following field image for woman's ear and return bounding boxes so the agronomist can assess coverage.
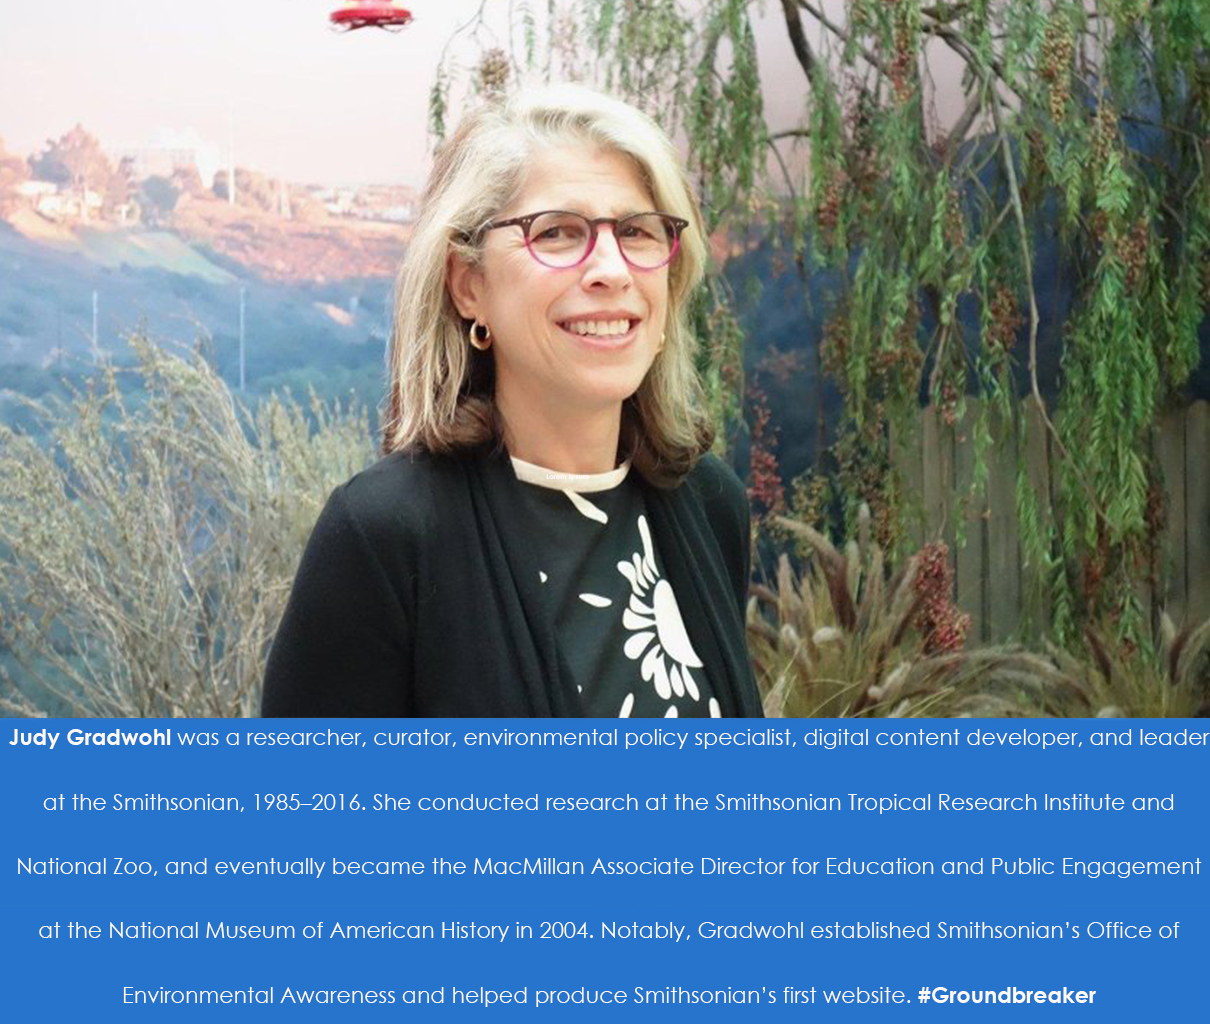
[446,251,484,321]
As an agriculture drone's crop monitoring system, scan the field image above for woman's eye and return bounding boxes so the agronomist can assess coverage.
[620,219,663,242]
[535,223,585,241]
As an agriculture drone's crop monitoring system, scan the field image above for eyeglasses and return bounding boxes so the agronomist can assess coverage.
[481,210,688,270]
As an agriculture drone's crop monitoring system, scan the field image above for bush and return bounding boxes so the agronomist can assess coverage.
[138,176,180,222]
[0,336,373,717]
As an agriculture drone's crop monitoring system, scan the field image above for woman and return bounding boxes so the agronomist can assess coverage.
[262,85,761,718]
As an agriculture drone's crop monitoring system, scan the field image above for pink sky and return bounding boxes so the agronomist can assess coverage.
[0,0,485,187]
[1,1,964,189]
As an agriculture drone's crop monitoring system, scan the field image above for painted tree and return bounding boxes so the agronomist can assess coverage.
[30,125,116,194]
[432,0,1209,647]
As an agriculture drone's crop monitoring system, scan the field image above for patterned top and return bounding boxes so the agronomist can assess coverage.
[511,455,722,719]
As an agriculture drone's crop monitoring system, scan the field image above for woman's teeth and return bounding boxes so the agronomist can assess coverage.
[564,319,632,336]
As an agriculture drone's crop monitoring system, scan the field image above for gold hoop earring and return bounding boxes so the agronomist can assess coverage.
[468,320,492,351]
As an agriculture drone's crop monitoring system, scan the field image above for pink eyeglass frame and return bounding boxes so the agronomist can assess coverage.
[480,210,689,270]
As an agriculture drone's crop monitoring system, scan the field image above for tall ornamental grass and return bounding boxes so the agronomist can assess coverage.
[749,509,1210,719]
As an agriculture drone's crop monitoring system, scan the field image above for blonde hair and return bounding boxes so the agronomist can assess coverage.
[383,83,714,487]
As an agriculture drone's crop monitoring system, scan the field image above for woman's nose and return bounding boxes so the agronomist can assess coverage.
[583,226,632,285]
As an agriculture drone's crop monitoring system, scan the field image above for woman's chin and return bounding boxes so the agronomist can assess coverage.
[569,366,653,409]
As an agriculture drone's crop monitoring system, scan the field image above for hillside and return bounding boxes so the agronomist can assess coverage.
[169,191,409,285]
[0,133,408,414]
[0,220,392,420]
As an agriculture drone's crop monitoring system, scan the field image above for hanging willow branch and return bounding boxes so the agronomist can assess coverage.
[982,68,1110,532]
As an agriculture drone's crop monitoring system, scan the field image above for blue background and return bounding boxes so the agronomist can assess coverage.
[2,719,1206,1019]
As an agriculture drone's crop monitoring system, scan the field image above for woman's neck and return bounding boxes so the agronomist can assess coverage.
[498,397,623,475]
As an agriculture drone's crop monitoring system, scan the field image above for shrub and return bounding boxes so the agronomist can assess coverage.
[0,337,373,717]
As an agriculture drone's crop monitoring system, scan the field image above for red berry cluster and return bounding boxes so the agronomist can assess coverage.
[913,542,971,654]
[1114,215,1150,290]
[1040,17,1074,121]
[945,188,966,250]
[1081,546,1106,606]
[477,49,510,98]
[872,344,919,385]
[817,169,847,241]
[870,315,923,396]
[747,388,786,516]
[877,0,918,106]
[984,284,1022,353]
[1142,478,1165,592]
[890,22,917,105]
[939,381,960,427]
[831,417,898,551]
[1092,104,1120,166]
[820,314,850,380]
[844,88,881,218]
[756,347,807,386]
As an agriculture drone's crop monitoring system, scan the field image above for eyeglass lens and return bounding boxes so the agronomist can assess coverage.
[526,213,676,269]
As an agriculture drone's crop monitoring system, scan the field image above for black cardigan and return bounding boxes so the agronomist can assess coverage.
[261,443,763,717]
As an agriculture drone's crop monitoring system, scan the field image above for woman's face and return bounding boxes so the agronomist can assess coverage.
[448,144,670,429]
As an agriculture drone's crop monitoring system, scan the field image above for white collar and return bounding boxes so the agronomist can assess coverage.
[509,454,632,493]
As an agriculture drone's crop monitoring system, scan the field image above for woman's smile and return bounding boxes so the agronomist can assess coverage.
[557,312,643,349]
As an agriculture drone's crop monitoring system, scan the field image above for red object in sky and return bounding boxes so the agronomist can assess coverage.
[330,1,414,32]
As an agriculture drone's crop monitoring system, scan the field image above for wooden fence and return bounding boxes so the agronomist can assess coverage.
[892,399,1210,642]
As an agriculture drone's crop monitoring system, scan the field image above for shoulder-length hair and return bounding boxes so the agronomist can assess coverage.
[382,83,715,488]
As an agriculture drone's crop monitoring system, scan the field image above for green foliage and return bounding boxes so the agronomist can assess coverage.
[428,70,450,140]
[0,338,374,717]
[688,279,746,454]
[586,0,697,124]
[683,1,764,229]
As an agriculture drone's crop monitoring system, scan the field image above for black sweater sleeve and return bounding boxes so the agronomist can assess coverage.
[737,482,753,620]
[693,454,753,621]
[261,485,413,717]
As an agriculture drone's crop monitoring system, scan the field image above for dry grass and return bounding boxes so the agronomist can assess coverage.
[1042,616,1210,718]
[0,336,373,717]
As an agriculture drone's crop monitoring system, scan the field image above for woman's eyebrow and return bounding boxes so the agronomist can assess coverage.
[537,200,651,217]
